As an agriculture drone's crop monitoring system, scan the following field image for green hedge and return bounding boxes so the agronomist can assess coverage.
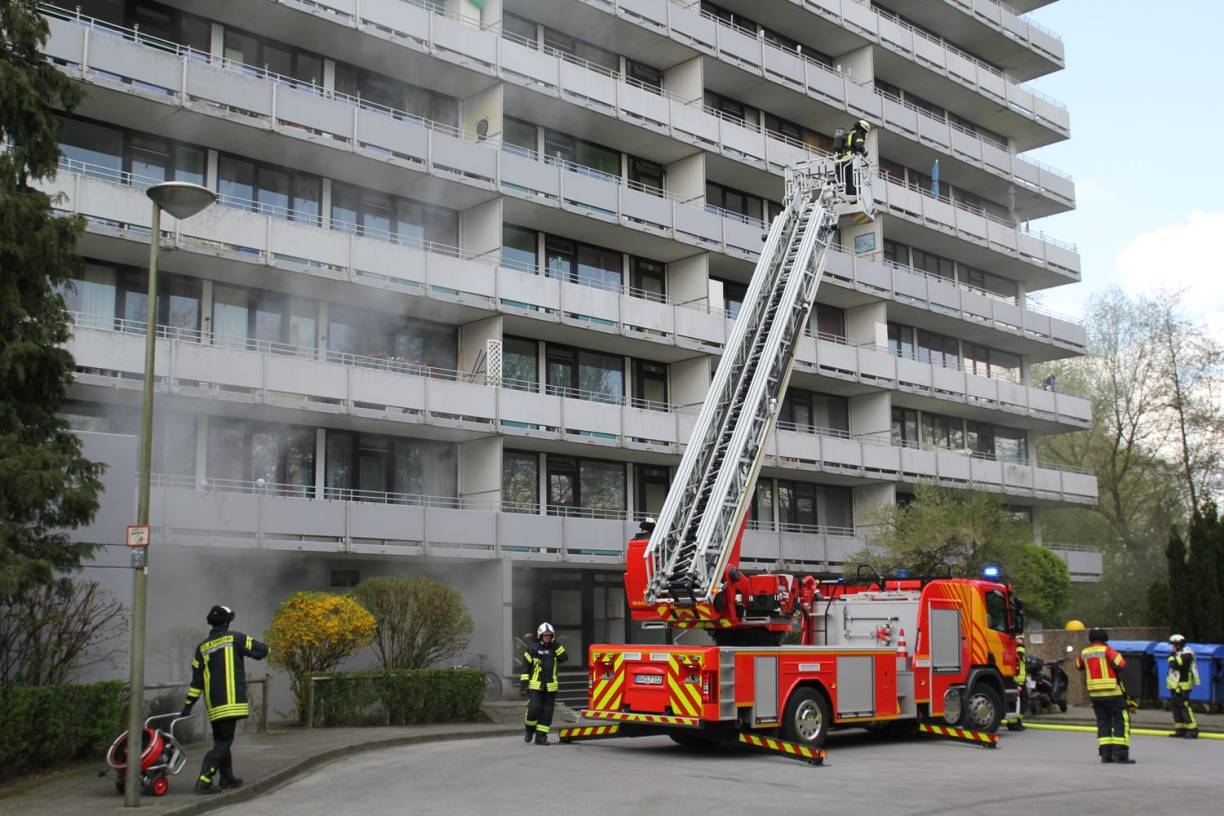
[312,669,486,727]
[0,681,126,781]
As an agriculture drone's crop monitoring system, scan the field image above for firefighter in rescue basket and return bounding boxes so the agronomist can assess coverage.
[520,622,568,745]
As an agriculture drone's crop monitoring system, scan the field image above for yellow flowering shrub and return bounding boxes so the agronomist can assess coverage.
[266,591,376,720]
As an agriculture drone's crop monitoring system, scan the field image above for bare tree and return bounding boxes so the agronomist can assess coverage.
[1152,290,1224,509]
[0,579,128,688]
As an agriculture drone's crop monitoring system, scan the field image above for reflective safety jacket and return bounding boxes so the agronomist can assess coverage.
[519,639,569,692]
[839,125,869,160]
[1015,645,1027,685]
[185,627,269,721]
[1166,648,1200,693]
[1076,643,1125,698]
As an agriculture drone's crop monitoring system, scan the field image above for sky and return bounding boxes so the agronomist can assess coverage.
[1020,1,1224,332]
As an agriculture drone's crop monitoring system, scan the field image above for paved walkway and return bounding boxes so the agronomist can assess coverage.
[0,722,518,816]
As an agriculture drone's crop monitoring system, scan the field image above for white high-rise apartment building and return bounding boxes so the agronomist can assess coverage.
[44,0,1099,699]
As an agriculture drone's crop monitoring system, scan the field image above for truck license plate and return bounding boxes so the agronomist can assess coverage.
[634,673,664,685]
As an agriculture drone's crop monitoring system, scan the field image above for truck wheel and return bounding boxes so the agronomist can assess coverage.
[781,687,831,748]
[960,684,1003,733]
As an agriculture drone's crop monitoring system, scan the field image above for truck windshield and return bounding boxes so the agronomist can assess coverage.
[985,590,1007,633]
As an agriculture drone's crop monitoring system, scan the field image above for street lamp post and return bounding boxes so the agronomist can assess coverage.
[124,182,215,807]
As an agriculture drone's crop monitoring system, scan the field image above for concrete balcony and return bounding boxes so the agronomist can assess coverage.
[108,0,1074,218]
[1045,542,1104,582]
[596,0,1067,149]
[760,427,1098,506]
[875,175,1080,288]
[44,164,1087,374]
[917,0,1065,80]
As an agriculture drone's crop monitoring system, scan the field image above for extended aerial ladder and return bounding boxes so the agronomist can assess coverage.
[625,155,875,645]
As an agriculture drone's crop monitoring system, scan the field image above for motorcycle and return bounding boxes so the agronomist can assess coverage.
[1026,652,1070,714]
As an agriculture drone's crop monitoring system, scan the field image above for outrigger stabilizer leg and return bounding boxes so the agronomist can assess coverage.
[736,732,826,766]
[918,721,999,748]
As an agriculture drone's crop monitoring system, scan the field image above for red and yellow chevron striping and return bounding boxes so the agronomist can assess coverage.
[581,709,701,727]
[588,652,625,712]
[737,732,826,765]
[917,722,1000,747]
[557,724,620,741]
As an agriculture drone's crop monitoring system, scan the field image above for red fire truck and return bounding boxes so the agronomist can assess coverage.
[559,158,1023,762]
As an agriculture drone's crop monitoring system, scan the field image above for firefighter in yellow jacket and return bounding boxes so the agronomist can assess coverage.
[180,605,269,793]
[519,622,568,745]
[1166,634,1200,738]
[1075,627,1134,764]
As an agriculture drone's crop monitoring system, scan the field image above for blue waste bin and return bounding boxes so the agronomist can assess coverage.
[1154,642,1223,706]
[1109,640,1158,702]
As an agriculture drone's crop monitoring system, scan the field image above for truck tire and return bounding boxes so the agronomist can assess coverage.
[781,687,831,748]
[960,684,1003,733]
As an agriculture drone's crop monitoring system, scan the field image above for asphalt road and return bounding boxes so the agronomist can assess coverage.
[214,728,1223,816]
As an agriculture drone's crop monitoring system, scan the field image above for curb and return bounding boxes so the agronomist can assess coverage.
[162,726,519,816]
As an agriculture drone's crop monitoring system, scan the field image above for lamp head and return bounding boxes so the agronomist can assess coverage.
[147,181,216,220]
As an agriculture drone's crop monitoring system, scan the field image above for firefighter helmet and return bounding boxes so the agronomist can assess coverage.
[207,605,235,626]
[1088,627,1109,643]
[857,119,871,132]
[537,622,555,638]
[1170,633,1186,649]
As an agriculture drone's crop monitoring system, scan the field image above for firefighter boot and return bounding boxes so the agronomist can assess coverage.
[534,732,549,746]
[219,775,244,790]
[1098,745,1113,764]
[194,776,219,795]
[524,725,534,743]
[1113,746,1136,765]
[1185,729,1199,739]
[1168,730,1185,737]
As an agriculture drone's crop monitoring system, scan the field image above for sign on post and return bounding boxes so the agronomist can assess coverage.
[126,524,150,548]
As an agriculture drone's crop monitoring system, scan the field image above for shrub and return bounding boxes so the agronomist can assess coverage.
[266,592,376,721]
[353,576,473,670]
[312,669,485,726]
[0,681,125,781]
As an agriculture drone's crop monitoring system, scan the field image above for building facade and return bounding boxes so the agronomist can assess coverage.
[44,0,1099,699]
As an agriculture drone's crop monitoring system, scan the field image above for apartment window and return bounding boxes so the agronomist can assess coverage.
[503,336,539,391]
[633,360,668,410]
[962,266,1017,302]
[913,248,954,280]
[964,344,1021,382]
[706,181,764,222]
[57,117,122,175]
[920,412,965,452]
[628,157,665,196]
[782,389,848,433]
[883,238,910,266]
[324,431,456,499]
[503,451,540,512]
[916,328,960,369]
[626,59,662,91]
[966,421,995,459]
[217,155,255,206]
[544,236,623,291]
[777,481,817,528]
[60,263,118,321]
[547,456,625,515]
[502,225,538,272]
[635,464,670,517]
[994,427,1028,464]
[207,419,315,492]
[327,304,456,369]
[503,117,538,155]
[812,303,845,339]
[891,407,919,448]
[704,91,759,129]
[718,279,748,320]
[752,480,775,527]
[878,159,907,186]
[630,257,666,300]
[330,183,456,246]
[542,26,618,74]
[887,322,915,360]
[502,12,537,43]
[544,129,620,177]
[546,344,624,404]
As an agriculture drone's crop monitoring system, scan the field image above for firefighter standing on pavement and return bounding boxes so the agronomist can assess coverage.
[181,605,269,794]
[1075,627,1135,764]
[1013,634,1028,730]
[520,622,568,745]
[1166,634,1200,738]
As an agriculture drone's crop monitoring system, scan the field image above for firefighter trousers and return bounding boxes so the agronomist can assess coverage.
[525,690,557,734]
[1091,696,1129,750]
[199,718,238,783]
[1171,691,1197,732]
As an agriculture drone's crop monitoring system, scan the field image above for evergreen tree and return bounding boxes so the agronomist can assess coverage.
[1165,527,1189,636]
[0,0,103,597]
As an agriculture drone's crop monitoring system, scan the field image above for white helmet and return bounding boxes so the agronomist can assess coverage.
[1170,633,1186,649]
[537,622,555,638]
